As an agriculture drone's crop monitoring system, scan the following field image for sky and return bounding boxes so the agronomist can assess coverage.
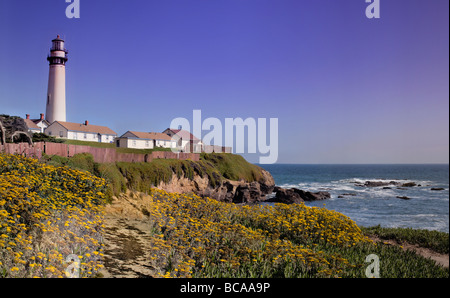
[0,0,448,164]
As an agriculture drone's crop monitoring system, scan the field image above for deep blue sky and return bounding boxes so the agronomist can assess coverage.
[1,0,448,163]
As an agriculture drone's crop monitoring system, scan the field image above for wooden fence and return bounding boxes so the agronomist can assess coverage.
[0,142,200,163]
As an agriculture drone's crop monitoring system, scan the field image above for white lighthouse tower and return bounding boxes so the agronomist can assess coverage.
[45,35,68,123]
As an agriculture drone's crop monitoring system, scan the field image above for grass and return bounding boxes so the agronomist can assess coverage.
[362,226,449,254]
[63,139,115,148]
[200,153,265,182]
[62,139,172,154]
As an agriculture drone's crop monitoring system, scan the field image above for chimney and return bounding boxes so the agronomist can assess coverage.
[85,120,89,126]
[40,113,44,120]
[26,114,30,119]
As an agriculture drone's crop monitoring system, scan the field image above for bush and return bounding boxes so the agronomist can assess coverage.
[32,133,64,143]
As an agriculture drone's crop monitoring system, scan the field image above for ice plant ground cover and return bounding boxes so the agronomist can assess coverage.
[0,153,107,277]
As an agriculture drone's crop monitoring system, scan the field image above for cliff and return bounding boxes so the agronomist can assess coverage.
[157,166,275,203]
[43,152,275,203]
[126,153,276,203]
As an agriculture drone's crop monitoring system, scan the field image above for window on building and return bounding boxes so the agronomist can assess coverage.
[132,140,137,147]
[145,141,149,147]
[59,131,63,137]
[84,133,87,139]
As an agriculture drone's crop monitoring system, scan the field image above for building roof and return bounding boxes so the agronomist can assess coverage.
[165,128,200,142]
[24,119,41,131]
[124,131,173,141]
[30,119,50,126]
[53,121,117,135]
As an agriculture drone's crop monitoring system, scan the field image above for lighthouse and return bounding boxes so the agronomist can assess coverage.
[45,35,68,123]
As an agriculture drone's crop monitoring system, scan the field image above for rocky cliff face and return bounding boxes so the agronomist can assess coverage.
[156,168,275,204]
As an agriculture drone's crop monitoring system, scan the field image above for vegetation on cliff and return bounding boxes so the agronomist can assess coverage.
[42,152,268,200]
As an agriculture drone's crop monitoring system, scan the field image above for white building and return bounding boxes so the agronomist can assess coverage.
[115,131,176,149]
[24,114,50,134]
[44,120,117,143]
[162,128,202,152]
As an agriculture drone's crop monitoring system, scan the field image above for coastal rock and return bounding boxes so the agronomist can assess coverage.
[362,181,400,187]
[293,188,331,201]
[431,188,445,191]
[396,196,411,200]
[268,188,303,204]
[157,168,275,204]
[357,180,418,188]
[266,187,330,204]
[233,181,265,204]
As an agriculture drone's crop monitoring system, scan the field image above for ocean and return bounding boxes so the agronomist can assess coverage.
[258,164,449,233]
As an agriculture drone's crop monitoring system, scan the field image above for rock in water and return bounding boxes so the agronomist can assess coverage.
[363,181,400,187]
[401,182,417,187]
[266,187,331,204]
[272,188,304,204]
[292,188,331,201]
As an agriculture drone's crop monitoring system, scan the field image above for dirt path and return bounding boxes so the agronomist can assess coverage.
[369,236,449,268]
[100,215,157,278]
